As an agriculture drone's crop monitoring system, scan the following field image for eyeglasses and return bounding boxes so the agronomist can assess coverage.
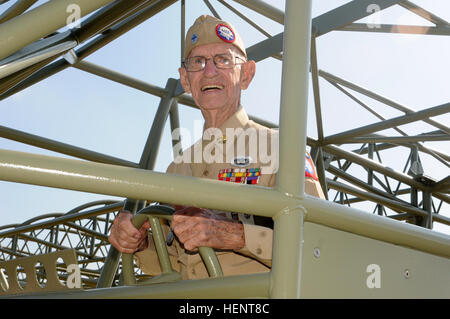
[182,54,246,72]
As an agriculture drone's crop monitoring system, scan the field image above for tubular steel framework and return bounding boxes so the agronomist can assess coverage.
[0,0,449,298]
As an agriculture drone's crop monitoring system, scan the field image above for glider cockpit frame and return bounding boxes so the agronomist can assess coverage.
[0,0,449,298]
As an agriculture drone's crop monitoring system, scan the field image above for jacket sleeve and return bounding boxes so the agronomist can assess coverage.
[235,222,273,267]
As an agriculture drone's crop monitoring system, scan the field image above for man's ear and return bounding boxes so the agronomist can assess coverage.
[178,67,191,94]
[240,60,256,90]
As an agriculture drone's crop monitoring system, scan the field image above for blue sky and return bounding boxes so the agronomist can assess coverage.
[0,0,449,235]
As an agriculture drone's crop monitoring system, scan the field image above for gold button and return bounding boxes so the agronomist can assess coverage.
[217,136,227,144]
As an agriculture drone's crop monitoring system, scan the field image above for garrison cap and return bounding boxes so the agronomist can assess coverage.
[184,15,247,60]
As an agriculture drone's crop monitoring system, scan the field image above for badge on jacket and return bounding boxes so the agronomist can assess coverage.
[231,156,252,167]
[218,167,261,184]
[305,152,318,181]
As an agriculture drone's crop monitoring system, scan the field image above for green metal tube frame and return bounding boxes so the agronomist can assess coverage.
[0,0,178,99]
[121,209,180,286]
[269,0,313,298]
[0,0,450,299]
[9,272,271,299]
[0,0,38,24]
[0,150,449,295]
[0,0,115,60]
[121,205,223,286]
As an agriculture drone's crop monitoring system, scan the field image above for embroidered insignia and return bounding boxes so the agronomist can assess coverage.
[216,24,235,43]
[231,156,252,167]
[305,152,318,181]
[191,33,198,43]
[218,168,261,185]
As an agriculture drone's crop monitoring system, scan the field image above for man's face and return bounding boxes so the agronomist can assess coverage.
[179,43,255,113]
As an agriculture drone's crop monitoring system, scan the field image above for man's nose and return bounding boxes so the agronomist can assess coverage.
[203,58,218,75]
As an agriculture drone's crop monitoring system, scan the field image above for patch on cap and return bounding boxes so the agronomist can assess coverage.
[191,33,198,43]
[216,24,235,43]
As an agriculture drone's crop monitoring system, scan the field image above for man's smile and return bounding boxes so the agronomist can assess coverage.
[201,84,224,92]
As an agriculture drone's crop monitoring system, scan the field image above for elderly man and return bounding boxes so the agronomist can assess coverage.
[109,15,325,279]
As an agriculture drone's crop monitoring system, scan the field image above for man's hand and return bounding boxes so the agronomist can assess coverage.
[108,211,150,254]
[171,206,245,252]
